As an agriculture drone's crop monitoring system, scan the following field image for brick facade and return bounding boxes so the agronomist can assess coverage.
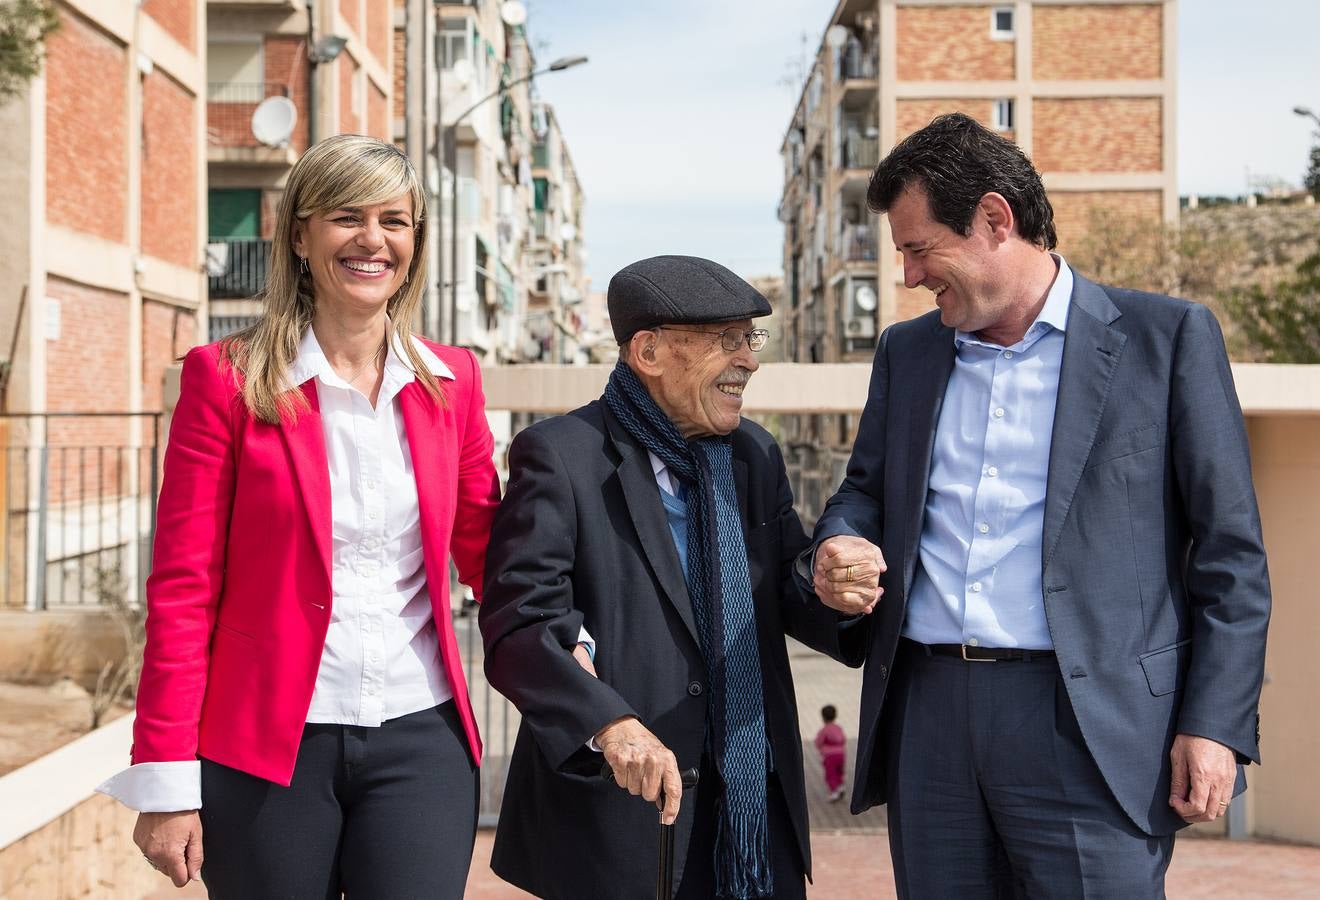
[142,299,197,413]
[340,0,361,38]
[370,81,389,141]
[1050,189,1163,253]
[45,8,127,244]
[1033,97,1162,172]
[393,28,406,125]
[264,35,311,153]
[339,57,361,133]
[896,6,1015,82]
[896,98,1003,142]
[141,70,197,269]
[1033,4,1163,81]
[142,0,194,52]
[895,284,935,323]
[367,0,391,70]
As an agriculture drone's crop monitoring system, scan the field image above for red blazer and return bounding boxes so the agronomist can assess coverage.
[132,339,500,786]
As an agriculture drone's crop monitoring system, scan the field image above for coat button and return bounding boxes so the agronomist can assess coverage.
[687,681,703,697]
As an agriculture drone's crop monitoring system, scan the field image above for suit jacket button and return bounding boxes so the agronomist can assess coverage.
[687,681,703,697]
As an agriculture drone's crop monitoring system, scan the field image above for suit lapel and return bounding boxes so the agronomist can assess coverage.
[901,318,956,595]
[399,381,449,575]
[282,382,333,577]
[1042,275,1126,568]
[603,407,700,645]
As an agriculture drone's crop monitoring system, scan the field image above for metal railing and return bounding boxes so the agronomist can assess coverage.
[208,238,270,300]
[207,82,292,148]
[839,43,878,81]
[839,223,877,262]
[0,413,161,610]
[842,134,879,170]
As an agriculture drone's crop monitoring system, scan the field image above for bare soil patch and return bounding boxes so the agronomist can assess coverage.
[0,680,130,776]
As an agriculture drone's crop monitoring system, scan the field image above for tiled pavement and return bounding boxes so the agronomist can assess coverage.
[151,628,1320,898]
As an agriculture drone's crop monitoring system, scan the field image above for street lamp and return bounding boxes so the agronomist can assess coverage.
[445,55,588,345]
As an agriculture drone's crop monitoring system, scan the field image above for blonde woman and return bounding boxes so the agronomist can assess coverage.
[97,134,500,898]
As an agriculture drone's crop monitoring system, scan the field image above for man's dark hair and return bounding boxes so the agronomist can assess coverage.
[867,113,1057,251]
[821,704,837,722]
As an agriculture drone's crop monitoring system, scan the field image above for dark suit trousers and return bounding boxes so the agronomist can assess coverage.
[884,640,1173,899]
[199,702,478,900]
[675,756,806,900]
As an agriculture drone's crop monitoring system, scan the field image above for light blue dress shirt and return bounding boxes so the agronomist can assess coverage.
[902,256,1073,650]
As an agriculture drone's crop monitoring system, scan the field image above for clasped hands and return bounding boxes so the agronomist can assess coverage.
[812,534,886,616]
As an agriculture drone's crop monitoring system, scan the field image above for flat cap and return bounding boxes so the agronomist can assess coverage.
[607,255,772,343]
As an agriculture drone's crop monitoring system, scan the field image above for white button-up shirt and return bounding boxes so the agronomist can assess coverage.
[97,328,456,812]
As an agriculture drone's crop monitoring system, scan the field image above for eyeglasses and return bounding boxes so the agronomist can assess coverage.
[655,325,770,353]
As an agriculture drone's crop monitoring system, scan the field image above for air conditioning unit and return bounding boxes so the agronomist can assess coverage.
[842,280,878,339]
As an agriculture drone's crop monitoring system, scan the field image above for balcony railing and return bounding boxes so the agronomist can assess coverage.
[838,224,877,262]
[207,82,293,148]
[838,43,878,81]
[207,238,270,300]
[842,134,879,170]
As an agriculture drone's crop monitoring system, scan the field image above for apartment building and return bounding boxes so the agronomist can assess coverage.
[777,0,1176,519]
[0,0,207,608]
[525,102,590,363]
[207,0,394,338]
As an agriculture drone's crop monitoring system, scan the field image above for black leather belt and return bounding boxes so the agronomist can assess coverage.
[914,640,1056,663]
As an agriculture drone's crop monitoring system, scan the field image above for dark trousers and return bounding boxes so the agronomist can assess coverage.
[884,640,1174,899]
[199,701,478,900]
[675,756,806,900]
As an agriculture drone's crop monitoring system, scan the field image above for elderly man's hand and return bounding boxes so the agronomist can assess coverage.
[597,716,683,825]
[812,535,886,616]
[1169,733,1238,823]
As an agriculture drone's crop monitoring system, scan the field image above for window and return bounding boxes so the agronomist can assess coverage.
[991,6,1014,40]
[993,98,1014,132]
[207,40,262,99]
[439,19,468,70]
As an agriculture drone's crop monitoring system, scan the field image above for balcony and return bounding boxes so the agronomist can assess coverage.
[838,223,877,262]
[207,82,300,166]
[206,238,270,301]
[841,132,879,171]
[838,41,877,82]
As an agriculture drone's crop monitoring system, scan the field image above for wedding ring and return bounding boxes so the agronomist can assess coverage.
[845,564,854,581]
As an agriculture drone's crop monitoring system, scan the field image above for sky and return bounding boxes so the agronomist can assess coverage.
[522,0,1320,289]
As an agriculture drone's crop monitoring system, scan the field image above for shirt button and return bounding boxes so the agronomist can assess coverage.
[986,466,998,477]
[1003,350,1014,359]
[368,511,378,521]
[967,637,980,647]
[971,581,982,592]
[365,480,377,491]
[687,681,703,697]
[993,407,1005,418]
[978,523,990,534]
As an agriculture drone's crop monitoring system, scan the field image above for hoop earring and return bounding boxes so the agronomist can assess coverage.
[299,257,308,274]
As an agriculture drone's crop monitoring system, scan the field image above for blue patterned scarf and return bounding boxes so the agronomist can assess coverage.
[603,360,772,899]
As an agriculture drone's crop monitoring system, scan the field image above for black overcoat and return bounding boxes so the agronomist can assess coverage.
[480,400,863,899]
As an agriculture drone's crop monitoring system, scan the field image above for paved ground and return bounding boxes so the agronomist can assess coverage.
[146,625,1320,897]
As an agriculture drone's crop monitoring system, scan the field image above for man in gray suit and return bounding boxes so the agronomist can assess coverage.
[810,114,1271,897]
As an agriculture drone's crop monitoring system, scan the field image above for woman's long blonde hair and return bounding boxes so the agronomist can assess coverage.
[223,134,441,424]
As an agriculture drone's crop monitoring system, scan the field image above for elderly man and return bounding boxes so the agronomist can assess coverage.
[481,255,864,899]
[810,114,1271,897]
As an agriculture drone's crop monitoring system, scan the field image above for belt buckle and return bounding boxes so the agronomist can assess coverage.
[961,644,995,662]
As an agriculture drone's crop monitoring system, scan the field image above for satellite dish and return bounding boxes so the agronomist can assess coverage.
[854,283,878,312]
[825,25,849,49]
[251,96,297,148]
[500,1,527,26]
[450,58,474,89]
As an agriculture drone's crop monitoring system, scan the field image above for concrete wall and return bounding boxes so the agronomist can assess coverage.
[1244,416,1320,845]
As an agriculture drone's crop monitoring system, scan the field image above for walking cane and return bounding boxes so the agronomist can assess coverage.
[602,763,700,899]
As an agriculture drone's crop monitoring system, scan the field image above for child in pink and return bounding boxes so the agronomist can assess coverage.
[815,704,847,802]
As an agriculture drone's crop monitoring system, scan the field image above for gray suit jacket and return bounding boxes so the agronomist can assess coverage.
[814,271,1271,835]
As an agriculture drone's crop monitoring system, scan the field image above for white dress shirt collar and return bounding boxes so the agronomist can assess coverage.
[954,253,1073,349]
[287,324,455,392]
